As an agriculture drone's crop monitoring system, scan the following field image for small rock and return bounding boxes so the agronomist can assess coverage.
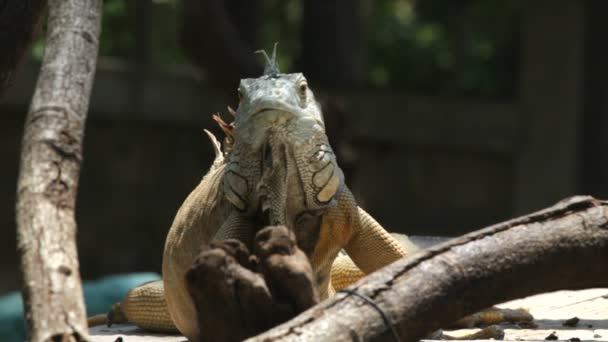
[594,334,602,338]
[569,338,581,342]
[545,332,559,340]
[562,317,579,327]
[114,337,123,342]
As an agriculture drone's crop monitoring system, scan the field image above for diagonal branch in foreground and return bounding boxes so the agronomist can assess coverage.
[248,196,608,342]
[15,0,102,341]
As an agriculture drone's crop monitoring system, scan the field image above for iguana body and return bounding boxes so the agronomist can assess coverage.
[103,49,416,341]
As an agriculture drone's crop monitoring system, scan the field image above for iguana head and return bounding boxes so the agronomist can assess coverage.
[221,45,344,252]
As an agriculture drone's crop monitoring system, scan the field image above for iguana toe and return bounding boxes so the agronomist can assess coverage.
[253,225,319,311]
[106,302,127,327]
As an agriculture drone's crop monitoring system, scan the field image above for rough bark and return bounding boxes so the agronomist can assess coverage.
[15,0,102,341]
[248,196,608,342]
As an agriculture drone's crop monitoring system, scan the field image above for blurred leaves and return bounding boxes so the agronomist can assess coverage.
[29,0,519,96]
[100,0,132,58]
[257,0,303,72]
[368,0,519,96]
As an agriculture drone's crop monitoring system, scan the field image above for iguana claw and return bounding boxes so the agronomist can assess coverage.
[106,302,127,327]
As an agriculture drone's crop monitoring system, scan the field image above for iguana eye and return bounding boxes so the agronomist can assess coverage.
[298,82,308,98]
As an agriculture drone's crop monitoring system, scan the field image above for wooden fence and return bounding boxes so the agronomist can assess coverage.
[1,0,605,294]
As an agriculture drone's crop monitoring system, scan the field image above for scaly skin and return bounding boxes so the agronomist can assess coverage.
[95,49,415,341]
[159,147,410,340]
[108,153,412,340]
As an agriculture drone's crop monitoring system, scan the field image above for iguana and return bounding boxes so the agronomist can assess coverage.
[88,46,417,340]
[89,46,532,341]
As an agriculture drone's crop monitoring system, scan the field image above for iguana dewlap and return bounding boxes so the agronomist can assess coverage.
[102,47,416,341]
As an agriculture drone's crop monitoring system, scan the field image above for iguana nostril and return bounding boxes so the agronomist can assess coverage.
[262,141,272,168]
[262,208,271,227]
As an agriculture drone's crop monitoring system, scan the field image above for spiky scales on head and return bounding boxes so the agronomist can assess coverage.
[256,42,281,76]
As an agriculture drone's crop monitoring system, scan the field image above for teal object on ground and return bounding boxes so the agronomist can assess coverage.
[0,291,25,342]
[83,272,160,316]
[0,272,160,342]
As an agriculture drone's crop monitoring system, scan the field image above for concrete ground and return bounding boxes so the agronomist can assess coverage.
[90,288,608,341]
[442,288,608,341]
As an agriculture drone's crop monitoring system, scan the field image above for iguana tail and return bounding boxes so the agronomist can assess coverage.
[86,313,108,327]
[87,280,178,333]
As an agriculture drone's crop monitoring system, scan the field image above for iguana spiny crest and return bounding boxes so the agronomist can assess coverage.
[218,44,344,254]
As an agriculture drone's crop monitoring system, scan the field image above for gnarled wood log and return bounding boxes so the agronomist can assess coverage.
[248,196,608,342]
[15,0,102,341]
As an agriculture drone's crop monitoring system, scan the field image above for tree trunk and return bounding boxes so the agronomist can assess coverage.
[15,0,102,341]
[248,196,608,342]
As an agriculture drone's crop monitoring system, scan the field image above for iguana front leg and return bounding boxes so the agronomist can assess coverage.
[164,208,262,341]
[95,211,264,336]
[186,226,319,342]
[87,211,258,334]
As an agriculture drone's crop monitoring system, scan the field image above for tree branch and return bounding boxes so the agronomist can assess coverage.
[16,0,102,341]
[248,196,608,342]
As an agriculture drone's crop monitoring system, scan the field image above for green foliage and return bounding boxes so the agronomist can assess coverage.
[148,0,185,65]
[29,0,137,61]
[100,0,185,64]
[368,0,519,96]
[100,0,133,58]
[29,0,519,96]
[257,0,303,72]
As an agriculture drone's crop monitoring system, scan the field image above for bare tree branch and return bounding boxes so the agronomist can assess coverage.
[15,0,102,341]
[248,196,608,342]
